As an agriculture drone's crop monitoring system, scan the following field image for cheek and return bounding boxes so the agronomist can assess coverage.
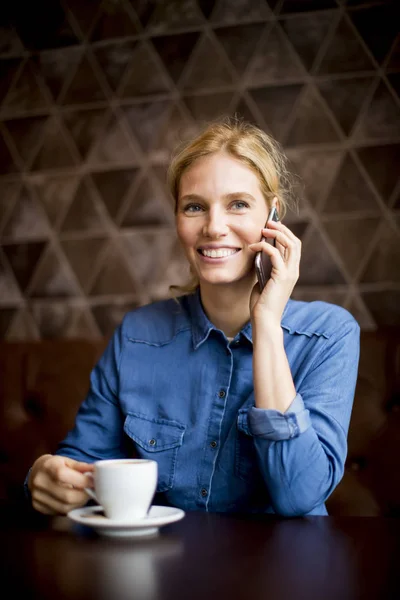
[176,219,196,248]
[233,219,264,244]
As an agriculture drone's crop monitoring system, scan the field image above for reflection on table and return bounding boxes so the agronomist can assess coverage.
[0,508,398,600]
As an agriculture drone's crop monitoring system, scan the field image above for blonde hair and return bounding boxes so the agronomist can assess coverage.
[167,115,296,296]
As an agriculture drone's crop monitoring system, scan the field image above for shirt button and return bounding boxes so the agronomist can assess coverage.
[218,390,226,398]
[149,439,156,446]
[201,488,208,497]
[210,441,217,448]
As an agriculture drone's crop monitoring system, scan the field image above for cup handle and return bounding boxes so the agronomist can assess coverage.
[83,471,98,503]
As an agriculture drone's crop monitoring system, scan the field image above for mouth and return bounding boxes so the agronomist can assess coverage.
[197,248,241,259]
[196,248,242,265]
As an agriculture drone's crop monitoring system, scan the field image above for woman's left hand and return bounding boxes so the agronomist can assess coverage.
[249,219,301,325]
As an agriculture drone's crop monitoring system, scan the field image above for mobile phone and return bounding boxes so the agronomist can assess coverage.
[254,206,280,291]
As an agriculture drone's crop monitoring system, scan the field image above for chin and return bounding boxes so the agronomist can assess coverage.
[198,269,253,287]
[190,255,255,287]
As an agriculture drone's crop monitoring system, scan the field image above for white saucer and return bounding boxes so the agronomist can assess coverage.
[67,505,185,538]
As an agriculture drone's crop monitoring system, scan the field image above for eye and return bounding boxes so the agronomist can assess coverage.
[183,203,204,213]
[231,200,249,210]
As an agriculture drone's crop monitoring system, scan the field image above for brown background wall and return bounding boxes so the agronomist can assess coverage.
[0,0,399,340]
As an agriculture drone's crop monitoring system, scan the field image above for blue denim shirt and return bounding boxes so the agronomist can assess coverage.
[55,289,360,517]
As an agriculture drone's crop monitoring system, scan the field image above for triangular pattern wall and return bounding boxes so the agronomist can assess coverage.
[0,0,399,339]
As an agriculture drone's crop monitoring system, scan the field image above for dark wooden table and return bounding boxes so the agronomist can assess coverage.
[0,506,399,600]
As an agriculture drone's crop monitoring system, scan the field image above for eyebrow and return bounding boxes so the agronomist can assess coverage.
[179,192,257,203]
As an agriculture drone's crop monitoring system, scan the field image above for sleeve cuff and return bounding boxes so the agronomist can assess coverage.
[247,393,311,441]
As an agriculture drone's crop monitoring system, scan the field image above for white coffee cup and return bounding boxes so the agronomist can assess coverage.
[85,459,158,521]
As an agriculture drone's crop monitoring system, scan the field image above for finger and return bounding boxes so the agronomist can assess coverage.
[251,234,291,264]
[265,219,301,243]
[34,484,89,511]
[64,458,95,473]
[32,498,58,516]
[46,458,92,485]
[261,228,296,249]
[56,466,94,490]
[249,240,275,252]
[34,469,91,505]
[275,239,286,260]
[33,492,82,516]
[262,234,288,262]
[249,240,285,269]
[261,229,300,262]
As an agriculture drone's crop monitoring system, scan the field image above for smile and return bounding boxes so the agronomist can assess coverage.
[198,248,240,258]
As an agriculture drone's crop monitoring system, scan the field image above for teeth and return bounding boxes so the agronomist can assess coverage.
[201,248,238,258]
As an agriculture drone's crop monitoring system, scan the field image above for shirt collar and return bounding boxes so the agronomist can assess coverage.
[187,288,215,350]
[186,288,292,350]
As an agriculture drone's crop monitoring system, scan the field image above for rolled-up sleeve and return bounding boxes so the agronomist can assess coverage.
[247,317,360,517]
[248,393,311,440]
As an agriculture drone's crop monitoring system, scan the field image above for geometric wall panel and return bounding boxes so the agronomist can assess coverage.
[249,83,304,142]
[287,148,343,208]
[2,60,49,112]
[89,1,139,43]
[286,86,340,146]
[297,227,346,286]
[349,3,399,65]
[323,216,381,278]
[91,168,140,222]
[88,242,138,297]
[214,23,266,76]
[0,249,22,304]
[27,244,81,298]
[316,16,374,74]
[209,0,272,24]
[246,23,306,85]
[1,185,50,240]
[353,80,400,141]
[322,153,380,214]
[359,224,400,285]
[317,76,374,136]
[118,41,172,97]
[0,0,399,339]
[59,178,108,234]
[280,11,333,71]
[31,173,80,228]
[2,240,47,292]
[356,144,400,205]
[61,237,109,292]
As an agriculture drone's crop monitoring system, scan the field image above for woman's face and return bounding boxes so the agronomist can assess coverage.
[176,152,270,287]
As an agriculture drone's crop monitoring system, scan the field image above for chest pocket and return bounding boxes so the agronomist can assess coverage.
[124,414,185,492]
[235,408,259,481]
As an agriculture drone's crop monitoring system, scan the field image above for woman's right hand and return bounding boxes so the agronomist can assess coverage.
[28,454,95,515]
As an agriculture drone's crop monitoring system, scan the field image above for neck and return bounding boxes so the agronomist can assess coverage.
[198,275,256,338]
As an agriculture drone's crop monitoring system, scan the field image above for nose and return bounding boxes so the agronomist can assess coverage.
[202,207,229,238]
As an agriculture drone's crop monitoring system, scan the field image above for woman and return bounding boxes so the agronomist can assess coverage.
[27,118,360,517]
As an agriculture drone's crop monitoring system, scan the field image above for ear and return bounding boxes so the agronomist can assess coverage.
[271,196,280,216]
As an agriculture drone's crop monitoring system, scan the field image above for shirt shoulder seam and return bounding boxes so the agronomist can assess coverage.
[304,319,358,375]
[281,324,330,339]
[126,325,191,347]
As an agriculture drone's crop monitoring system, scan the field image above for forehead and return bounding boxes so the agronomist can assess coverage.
[179,152,262,197]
